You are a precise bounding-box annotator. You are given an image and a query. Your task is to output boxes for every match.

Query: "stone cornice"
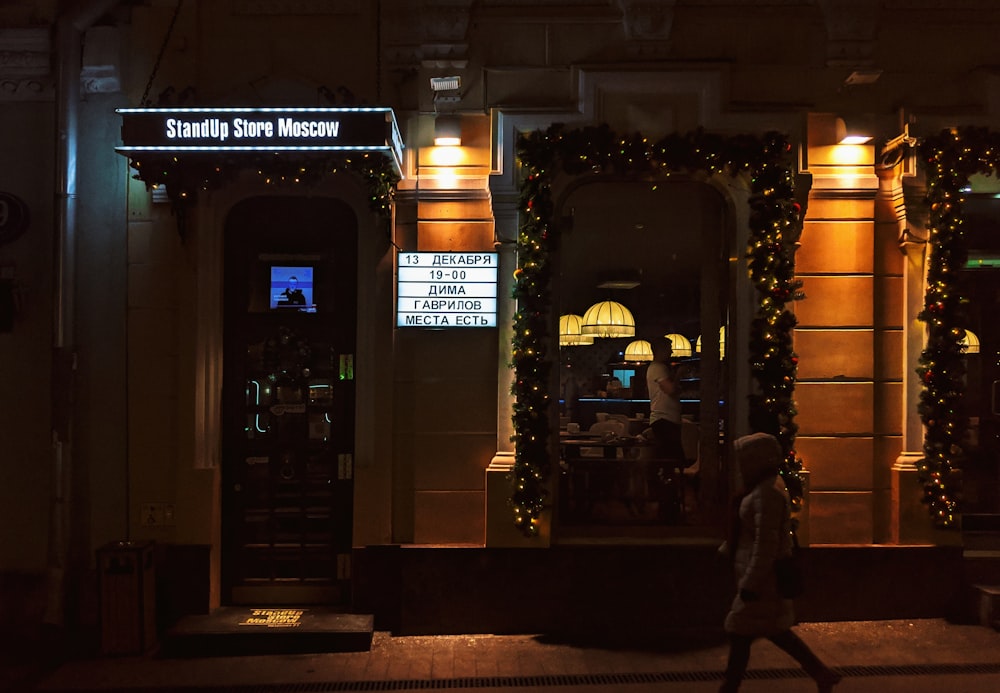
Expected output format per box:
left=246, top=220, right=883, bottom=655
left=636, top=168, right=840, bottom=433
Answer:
left=0, top=28, right=50, bottom=79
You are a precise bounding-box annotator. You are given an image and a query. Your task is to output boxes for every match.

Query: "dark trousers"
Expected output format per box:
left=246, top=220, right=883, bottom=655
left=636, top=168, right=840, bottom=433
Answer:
left=648, top=418, right=685, bottom=522
left=722, top=629, right=837, bottom=691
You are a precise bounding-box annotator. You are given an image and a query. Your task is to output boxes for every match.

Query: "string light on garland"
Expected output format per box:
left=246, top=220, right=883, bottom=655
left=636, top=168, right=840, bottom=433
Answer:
left=745, top=133, right=806, bottom=506
left=915, top=126, right=1000, bottom=528
left=513, top=125, right=806, bottom=536
left=125, top=151, right=398, bottom=239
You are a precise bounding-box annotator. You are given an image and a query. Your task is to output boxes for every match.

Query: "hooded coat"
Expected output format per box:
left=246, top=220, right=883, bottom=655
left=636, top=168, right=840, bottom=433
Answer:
left=723, top=432, right=796, bottom=636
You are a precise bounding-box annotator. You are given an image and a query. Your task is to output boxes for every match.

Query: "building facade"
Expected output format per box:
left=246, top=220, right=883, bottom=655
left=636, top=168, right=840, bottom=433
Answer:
left=3, top=0, right=1000, bottom=638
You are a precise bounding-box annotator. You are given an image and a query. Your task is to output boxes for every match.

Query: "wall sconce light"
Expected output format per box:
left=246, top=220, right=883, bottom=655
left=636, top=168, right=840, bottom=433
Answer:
left=581, top=300, right=635, bottom=338
left=840, top=134, right=872, bottom=145
left=434, top=114, right=462, bottom=146
left=559, top=314, right=594, bottom=346
left=663, top=333, right=693, bottom=357
left=835, top=116, right=872, bottom=144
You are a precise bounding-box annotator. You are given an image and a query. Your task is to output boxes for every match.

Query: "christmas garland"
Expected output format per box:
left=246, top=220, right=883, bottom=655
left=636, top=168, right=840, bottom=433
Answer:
left=125, top=151, right=398, bottom=237
left=916, top=127, right=1000, bottom=528
left=513, top=124, right=805, bottom=536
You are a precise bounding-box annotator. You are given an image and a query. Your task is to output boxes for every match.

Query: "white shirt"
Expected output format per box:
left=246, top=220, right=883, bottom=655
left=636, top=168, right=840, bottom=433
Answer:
left=646, top=360, right=681, bottom=424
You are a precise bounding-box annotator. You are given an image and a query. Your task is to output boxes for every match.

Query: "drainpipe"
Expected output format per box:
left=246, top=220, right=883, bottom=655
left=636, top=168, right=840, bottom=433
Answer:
left=45, top=0, right=121, bottom=631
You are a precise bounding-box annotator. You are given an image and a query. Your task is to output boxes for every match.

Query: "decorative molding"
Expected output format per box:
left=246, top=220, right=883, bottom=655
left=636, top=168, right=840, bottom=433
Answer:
left=0, top=28, right=50, bottom=79
left=816, top=0, right=880, bottom=66
left=232, top=0, right=361, bottom=14
left=417, top=2, right=472, bottom=67
left=617, top=0, right=676, bottom=42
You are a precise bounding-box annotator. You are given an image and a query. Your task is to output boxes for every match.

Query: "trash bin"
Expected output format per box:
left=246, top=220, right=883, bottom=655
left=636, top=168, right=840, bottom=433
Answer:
left=97, top=541, right=157, bottom=655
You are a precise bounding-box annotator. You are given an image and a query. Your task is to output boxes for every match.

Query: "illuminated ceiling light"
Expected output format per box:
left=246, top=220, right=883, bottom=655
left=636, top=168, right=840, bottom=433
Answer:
left=581, top=300, right=635, bottom=338
left=559, top=314, right=595, bottom=346
left=696, top=326, right=727, bottom=359
left=434, top=114, right=462, bottom=146
left=624, top=339, right=654, bottom=362
left=960, top=329, right=980, bottom=354
left=663, top=333, right=693, bottom=357
left=840, top=134, right=872, bottom=144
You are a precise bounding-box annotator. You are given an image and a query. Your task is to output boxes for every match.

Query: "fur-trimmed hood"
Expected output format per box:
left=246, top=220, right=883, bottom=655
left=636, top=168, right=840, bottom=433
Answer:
left=733, top=432, right=782, bottom=488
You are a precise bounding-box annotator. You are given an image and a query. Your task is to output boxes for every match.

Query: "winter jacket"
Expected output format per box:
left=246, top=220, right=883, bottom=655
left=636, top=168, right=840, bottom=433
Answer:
left=722, top=433, right=796, bottom=636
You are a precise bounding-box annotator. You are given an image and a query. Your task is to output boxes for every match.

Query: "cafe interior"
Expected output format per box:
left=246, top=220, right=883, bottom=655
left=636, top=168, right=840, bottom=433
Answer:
left=553, top=177, right=730, bottom=531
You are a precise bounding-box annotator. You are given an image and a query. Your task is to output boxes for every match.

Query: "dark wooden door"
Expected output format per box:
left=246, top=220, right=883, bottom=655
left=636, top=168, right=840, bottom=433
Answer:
left=222, top=196, right=357, bottom=605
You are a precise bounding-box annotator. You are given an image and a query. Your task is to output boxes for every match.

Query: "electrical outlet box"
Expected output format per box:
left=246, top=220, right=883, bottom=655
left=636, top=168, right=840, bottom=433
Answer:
left=141, top=502, right=176, bottom=527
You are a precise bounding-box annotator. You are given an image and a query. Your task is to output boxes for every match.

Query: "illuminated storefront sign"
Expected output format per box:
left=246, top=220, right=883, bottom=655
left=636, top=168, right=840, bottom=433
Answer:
left=115, top=106, right=403, bottom=175
left=397, top=252, right=498, bottom=327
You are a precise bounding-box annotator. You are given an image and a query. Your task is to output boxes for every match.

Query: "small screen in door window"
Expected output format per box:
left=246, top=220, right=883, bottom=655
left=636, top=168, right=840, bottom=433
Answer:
left=270, top=265, right=316, bottom=313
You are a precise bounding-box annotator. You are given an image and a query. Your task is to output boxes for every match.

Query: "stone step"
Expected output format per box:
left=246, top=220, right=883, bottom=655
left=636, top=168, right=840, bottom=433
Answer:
left=973, top=584, right=1000, bottom=629
left=161, top=606, right=373, bottom=657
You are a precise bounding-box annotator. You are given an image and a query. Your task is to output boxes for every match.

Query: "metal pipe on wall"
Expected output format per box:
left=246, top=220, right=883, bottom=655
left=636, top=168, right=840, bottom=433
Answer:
left=45, top=0, right=122, bottom=630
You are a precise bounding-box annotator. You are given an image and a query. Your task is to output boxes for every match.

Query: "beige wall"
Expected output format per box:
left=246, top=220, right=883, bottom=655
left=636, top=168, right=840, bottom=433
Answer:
left=395, top=124, right=498, bottom=544
left=794, top=114, right=910, bottom=544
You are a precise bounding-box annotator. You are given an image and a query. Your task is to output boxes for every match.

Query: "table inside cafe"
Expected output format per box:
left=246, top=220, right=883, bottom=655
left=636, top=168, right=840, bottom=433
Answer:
left=557, top=427, right=687, bottom=525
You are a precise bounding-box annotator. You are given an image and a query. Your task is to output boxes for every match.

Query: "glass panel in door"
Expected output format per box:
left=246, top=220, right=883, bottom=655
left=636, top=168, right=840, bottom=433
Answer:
left=222, top=196, right=357, bottom=604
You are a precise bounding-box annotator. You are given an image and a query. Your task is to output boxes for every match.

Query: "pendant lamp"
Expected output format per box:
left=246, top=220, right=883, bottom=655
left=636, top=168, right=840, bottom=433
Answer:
left=696, top=326, right=727, bottom=359
left=960, top=329, right=980, bottom=354
left=624, top=339, right=654, bottom=362
left=559, top=314, right=595, bottom=346
left=581, top=300, right=635, bottom=338
left=663, top=333, right=693, bottom=357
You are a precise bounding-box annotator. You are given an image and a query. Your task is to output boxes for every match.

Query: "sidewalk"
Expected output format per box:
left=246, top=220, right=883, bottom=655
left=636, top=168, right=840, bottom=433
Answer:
left=21, top=619, right=1000, bottom=692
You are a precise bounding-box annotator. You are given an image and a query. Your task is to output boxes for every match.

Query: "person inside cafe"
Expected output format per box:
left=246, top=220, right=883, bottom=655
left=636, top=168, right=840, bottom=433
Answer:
left=646, top=335, right=686, bottom=521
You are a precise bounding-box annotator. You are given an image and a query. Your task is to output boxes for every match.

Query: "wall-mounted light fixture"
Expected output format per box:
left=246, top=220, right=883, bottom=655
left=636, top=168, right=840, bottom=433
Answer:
left=835, top=116, right=873, bottom=144
left=430, top=75, right=462, bottom=107
left=434, top=114, right=462, bottom=146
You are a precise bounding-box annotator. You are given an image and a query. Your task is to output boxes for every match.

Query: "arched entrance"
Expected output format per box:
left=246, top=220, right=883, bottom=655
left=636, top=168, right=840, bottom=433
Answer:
left=551, top=177, right=734, bottom=536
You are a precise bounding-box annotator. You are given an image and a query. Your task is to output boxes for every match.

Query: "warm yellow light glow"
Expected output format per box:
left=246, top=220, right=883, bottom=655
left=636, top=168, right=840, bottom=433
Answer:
left=696, top=326, right=726, bottom=359
left=663, top=333, right=693, bottom=357
left=581, top=300, right=635, bottom=338
left=829, top=143, right=872, bottom=165
left=559, top=314, right=595, bottom=346
left=961, top=329, right=980, bottom=354
left=624, top=339, right=654, bottom=361
left=429, top=145, right=465, bottom=167
left=839, top=135, right=872, bottom=144
left=435, top=167, right=460, bottom=189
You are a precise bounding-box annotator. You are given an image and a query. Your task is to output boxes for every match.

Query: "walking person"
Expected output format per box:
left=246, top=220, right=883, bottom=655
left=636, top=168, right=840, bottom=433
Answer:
left=645, top=336, right=686, bottom=522
left=718, top=432, right=840, bottom=692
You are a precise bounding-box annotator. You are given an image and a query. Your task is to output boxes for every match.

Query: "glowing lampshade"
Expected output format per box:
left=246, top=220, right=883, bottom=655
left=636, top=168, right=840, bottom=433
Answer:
left=663, top=333, right=693, bottom=357
left=696, top=326, right=727, bottom=359
left=624, top=339, right=654, bottom=362
left=581, top=300, right=635, bottom=338
left=961, top=329, right=980, bottom=354
left=559, top=314, right=594, bottom=346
